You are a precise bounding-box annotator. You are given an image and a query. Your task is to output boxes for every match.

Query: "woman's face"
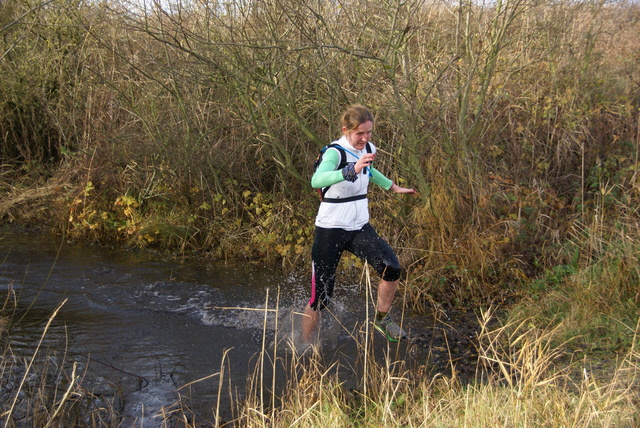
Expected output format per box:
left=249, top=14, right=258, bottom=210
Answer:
left=343, top=120, right=373, bottom=151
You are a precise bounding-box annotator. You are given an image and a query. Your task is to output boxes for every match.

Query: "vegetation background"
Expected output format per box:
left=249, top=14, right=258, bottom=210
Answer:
left=1, top=0, right=638, bottom=425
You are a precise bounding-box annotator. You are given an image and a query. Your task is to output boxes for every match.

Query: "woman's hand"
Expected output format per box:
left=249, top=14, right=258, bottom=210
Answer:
left=354, top=153, right=376, bottom=174
left=390, top=183, right=417, bottom=195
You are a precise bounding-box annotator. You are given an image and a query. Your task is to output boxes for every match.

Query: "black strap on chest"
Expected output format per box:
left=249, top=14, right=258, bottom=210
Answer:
left=321, top=194, right=368, bottom=203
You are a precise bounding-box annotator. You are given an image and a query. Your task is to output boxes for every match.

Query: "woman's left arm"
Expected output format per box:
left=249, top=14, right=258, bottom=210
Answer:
left=370, top=167, right=417, bottom=194
left=389, top=182, right=417, bottom=194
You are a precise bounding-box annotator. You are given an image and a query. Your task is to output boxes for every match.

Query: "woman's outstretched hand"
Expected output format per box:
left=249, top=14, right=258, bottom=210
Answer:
left=390, top=183, right=417, bottom=195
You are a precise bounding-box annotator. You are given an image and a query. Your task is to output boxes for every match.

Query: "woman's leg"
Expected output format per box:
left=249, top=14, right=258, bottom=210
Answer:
left=377, top=279, right=399, bottom=313
left=349, top=224, right=402, bottom=312
left=349, top=224, right=407, bottom=341
left=301, top=303, right=321, bottom=343
left=303, top=227, right=348, bottom=343
left=301, top=303, right=320, bottom=343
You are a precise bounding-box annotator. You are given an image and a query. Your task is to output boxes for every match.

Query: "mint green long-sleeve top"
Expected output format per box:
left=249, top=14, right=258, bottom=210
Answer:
left=311, top=147, right=393, bottom=190
left=311, top=137, right=393, bottom=230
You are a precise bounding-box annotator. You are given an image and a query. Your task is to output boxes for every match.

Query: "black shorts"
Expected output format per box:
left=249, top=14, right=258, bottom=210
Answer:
left=308, top=223, right=402, bottom=311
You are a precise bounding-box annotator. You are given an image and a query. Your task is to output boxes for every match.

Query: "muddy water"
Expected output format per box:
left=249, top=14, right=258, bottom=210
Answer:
left=0, top=226, right=481, bottom=426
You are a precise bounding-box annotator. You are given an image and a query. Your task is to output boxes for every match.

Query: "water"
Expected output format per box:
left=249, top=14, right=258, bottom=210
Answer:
left=2, top=226, right=439, bottom=426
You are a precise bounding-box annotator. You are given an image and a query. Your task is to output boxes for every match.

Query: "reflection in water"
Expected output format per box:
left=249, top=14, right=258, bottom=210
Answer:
left=2, top=226, right=421, bottom=425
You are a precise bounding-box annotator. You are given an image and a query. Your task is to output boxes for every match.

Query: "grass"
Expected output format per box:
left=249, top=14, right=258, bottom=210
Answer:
left=230, top=307, right=640, bottom=427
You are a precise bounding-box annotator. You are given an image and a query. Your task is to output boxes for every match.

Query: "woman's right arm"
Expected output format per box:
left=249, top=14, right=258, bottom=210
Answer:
left=311, top=149, right=345, bottom=189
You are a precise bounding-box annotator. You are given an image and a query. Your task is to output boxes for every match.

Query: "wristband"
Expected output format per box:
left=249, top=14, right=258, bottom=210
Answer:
left=342, top=163, right=358, bottom=182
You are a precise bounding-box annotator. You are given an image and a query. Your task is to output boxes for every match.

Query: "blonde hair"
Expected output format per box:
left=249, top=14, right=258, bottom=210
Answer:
left=341, top=104, right=374, bottom=132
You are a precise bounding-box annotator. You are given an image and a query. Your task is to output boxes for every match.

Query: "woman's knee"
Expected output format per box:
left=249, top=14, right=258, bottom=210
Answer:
left=380, top=260, right=402, bottom=282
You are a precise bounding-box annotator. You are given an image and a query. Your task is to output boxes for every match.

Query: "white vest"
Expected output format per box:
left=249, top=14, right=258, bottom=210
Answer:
left=315, top=136, right=376, bottom=231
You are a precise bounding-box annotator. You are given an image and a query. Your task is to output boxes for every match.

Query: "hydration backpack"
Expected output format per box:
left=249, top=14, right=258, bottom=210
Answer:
left=313, top=142, right=372, bottom=200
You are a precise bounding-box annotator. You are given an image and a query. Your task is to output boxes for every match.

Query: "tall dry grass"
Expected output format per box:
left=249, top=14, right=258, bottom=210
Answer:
left=231, top=306, right=640, bottom=427
left=228, top=267, right=639, bottom=426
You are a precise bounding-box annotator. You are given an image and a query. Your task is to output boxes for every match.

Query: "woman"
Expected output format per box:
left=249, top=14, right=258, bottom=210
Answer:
left=302, top=104, right=416, bottom=343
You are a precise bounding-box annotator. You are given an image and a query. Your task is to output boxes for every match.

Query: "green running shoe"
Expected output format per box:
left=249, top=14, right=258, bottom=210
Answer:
left=374, top=314, right=407, bottom=342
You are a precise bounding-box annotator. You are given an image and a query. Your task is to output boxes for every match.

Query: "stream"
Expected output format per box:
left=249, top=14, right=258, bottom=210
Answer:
left=0, top=226, right=481, bottom=426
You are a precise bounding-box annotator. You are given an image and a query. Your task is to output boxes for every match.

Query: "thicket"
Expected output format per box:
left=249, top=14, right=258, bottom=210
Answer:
left=1, top=0, right=639, bottom=425
left=1, top=0, right=638, bottom=313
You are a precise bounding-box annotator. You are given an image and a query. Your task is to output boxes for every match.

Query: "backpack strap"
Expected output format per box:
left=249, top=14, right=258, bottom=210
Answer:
left=326, top=143, right=348, bottom=170
left=363, top=142, right=372, bottom=175
left=322, top=194, right=368, bottom=203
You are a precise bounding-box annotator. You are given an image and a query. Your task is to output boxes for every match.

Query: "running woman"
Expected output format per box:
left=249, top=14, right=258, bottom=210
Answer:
left=302, top=104, right=417, bottom=343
